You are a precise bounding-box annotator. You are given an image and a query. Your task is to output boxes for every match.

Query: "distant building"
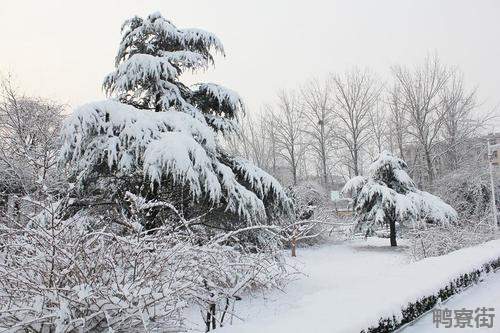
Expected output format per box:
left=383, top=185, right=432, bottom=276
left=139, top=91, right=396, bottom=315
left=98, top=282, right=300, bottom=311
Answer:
left=487, top=133, right=500, bottom=167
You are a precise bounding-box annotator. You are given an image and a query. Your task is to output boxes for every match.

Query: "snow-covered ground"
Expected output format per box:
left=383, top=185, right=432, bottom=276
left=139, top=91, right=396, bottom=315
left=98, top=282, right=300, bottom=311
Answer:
left=403, top=271, right=500, bottom=332
left=201, top=238, right=500, bottom=333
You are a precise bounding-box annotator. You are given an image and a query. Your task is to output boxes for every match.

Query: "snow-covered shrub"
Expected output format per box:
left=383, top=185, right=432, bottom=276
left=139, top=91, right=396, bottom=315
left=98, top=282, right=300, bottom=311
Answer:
left=275, top=182, right=353, bottom=256
left=288, top=182, right=327, bottom=220
left=408, top=219, right=497, bottom=260
left=0, top=197, right=288, bottom=332
left=0, top=78, right=66, bottom=211
left=60, top=12, right=291, bottom=233
left=342, top=151, right=457, bottom=246
left=0, top=203, right=187, bottom=332
left=433, top=162, right=492, bottom=220
left=407, top=160, right=499, bottom=259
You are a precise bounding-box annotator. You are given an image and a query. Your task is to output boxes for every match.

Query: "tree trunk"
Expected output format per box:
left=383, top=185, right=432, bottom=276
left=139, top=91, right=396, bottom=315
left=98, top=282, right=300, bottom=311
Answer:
left=292, top=164, right=297, bottom=185
left=211, top=303, right=216, bottom=330
left=398, top=137, right=405, bottom=161
left=322, top=152, right=328, bottom=187
left=205, top=307, right=211, bottom=332
left=205, top=303, right=216, bottom=332
left=353, top=146, right=359, bottom=176
left=389, top=218, right=397, bottom=247
left=155, top=93, right=162, bottom=112
left=424, top=148, right=434, bottom=184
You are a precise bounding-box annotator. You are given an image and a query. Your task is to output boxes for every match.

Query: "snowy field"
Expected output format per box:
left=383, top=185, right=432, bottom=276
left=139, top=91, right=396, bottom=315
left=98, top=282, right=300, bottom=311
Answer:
left=186, top=238, right=500, bottom=333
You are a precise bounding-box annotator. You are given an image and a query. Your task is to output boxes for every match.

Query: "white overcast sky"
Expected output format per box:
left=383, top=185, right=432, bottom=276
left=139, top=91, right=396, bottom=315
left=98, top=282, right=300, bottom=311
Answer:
left=1, top=0, right=499, bottom=114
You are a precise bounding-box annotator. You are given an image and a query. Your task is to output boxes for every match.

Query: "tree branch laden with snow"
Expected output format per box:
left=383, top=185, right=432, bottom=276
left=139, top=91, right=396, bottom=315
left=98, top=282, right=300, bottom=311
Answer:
left=61, top=12, right=291, bottom=229
left=342, top=151, right=457, bottom=246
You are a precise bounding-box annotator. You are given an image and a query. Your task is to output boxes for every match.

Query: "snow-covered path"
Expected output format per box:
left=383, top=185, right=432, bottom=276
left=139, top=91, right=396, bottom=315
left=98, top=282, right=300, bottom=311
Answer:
left=210, top=238, right=500, bottom=333
left=213, top=238, right=411, bottom=333
left=402, top=272, right=500, bottom=332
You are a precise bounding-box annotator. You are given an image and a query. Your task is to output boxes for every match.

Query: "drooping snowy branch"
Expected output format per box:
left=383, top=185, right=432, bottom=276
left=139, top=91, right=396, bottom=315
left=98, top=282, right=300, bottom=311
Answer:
left=341, top=175, right=367, bottom=199
left=103, top=12, right=243, bottom=136
left=60, top=100, right=215, bottom=176
left=116, top=12, right=224, bottom=66
left=342, top=151, right=457, bottom=244
left=230, top=157, right=292, bottom=213
left=61, top=100, right=291, bottom=223
left=191, top=83, right=245, bottom=134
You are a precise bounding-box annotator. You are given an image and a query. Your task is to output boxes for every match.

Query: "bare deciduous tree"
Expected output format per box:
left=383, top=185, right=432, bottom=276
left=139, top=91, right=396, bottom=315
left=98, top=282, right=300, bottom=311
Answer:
left=224, top=106, right=283, bottom=180
left=387, top=84, right=408, bottom=160
left=262, top=105, right=281, bottom=177
left=301, top=78, right=335, bottom=186
left=273, top=90, right=308, bottom=185
left=0, top=76, right=64, bottom=203
left=368, top=101, right=387, bottom=156
left=439, top=71, right=482, bottom=170
left=331, top=69, right=380, bottom=176
left=391, top=55, right=451, bottom=184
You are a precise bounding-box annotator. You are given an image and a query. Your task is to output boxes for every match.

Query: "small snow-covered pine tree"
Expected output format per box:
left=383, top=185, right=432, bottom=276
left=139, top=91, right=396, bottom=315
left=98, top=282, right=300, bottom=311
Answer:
left=61, top=12, right=291, bottom=232
left=342, top=151, right=457, bottom=246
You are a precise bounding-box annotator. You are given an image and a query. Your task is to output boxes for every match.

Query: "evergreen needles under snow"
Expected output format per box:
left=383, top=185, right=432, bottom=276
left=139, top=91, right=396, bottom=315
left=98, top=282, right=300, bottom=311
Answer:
left=342, top=151, right=457, bottom=245
left=102, top=11, right=243, bottom=133
left=61, top=12, right=291, bottom=226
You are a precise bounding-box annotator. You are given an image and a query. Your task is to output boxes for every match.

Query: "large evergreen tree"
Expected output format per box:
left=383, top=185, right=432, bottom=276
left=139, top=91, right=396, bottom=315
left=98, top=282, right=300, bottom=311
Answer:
left=342, top=151, right=457, bottom=246
left=61, top=12, right=291, bottom=232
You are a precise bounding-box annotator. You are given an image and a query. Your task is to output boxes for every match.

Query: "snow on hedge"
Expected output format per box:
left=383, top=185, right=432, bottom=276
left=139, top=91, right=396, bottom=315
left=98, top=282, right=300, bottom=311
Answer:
left=365, top=239, right=500, bottom=327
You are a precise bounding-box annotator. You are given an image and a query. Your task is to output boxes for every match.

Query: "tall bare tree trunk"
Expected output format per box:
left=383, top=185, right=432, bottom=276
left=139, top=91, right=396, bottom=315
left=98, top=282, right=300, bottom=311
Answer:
left=424, top=148, right=434, bottom=184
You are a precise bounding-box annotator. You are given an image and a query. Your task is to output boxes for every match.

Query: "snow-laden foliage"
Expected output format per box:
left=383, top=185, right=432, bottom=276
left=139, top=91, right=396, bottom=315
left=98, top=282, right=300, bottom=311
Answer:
left=342, top=151, right=457, bottom=243
left=0, top=197, right=288, bottom=332
left=61, top=100, right=290, bottom=223
left=409, top=220, right=497, bottom=260
left=0, top=79, right=65, bottom=197
left=433, top=161, right=493, bottom=220
left=341, top=175, right=367, bottom=197
left=273, top=182, right=354, bottom=256
left=103, top=11, right=243, bottom=133
left=61, top=13, right=291, bottom=227
left=231, top=157, right=291, bottom=213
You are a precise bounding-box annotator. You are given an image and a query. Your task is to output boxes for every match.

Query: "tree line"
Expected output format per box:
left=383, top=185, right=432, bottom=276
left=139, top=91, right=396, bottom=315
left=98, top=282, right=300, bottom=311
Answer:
left=228, top=55, right=492, bottom=191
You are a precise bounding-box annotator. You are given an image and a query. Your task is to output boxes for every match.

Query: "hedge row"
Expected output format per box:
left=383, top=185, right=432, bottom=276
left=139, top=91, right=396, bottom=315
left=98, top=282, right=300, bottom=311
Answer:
left=360, top=257, right=500, bottom=333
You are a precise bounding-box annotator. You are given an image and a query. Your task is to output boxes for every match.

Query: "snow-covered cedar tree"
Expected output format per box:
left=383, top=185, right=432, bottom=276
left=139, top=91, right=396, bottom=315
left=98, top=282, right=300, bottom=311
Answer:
left=342, top=151, right=457, bottom=246
left=60, top=12, right=291, bottom=234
